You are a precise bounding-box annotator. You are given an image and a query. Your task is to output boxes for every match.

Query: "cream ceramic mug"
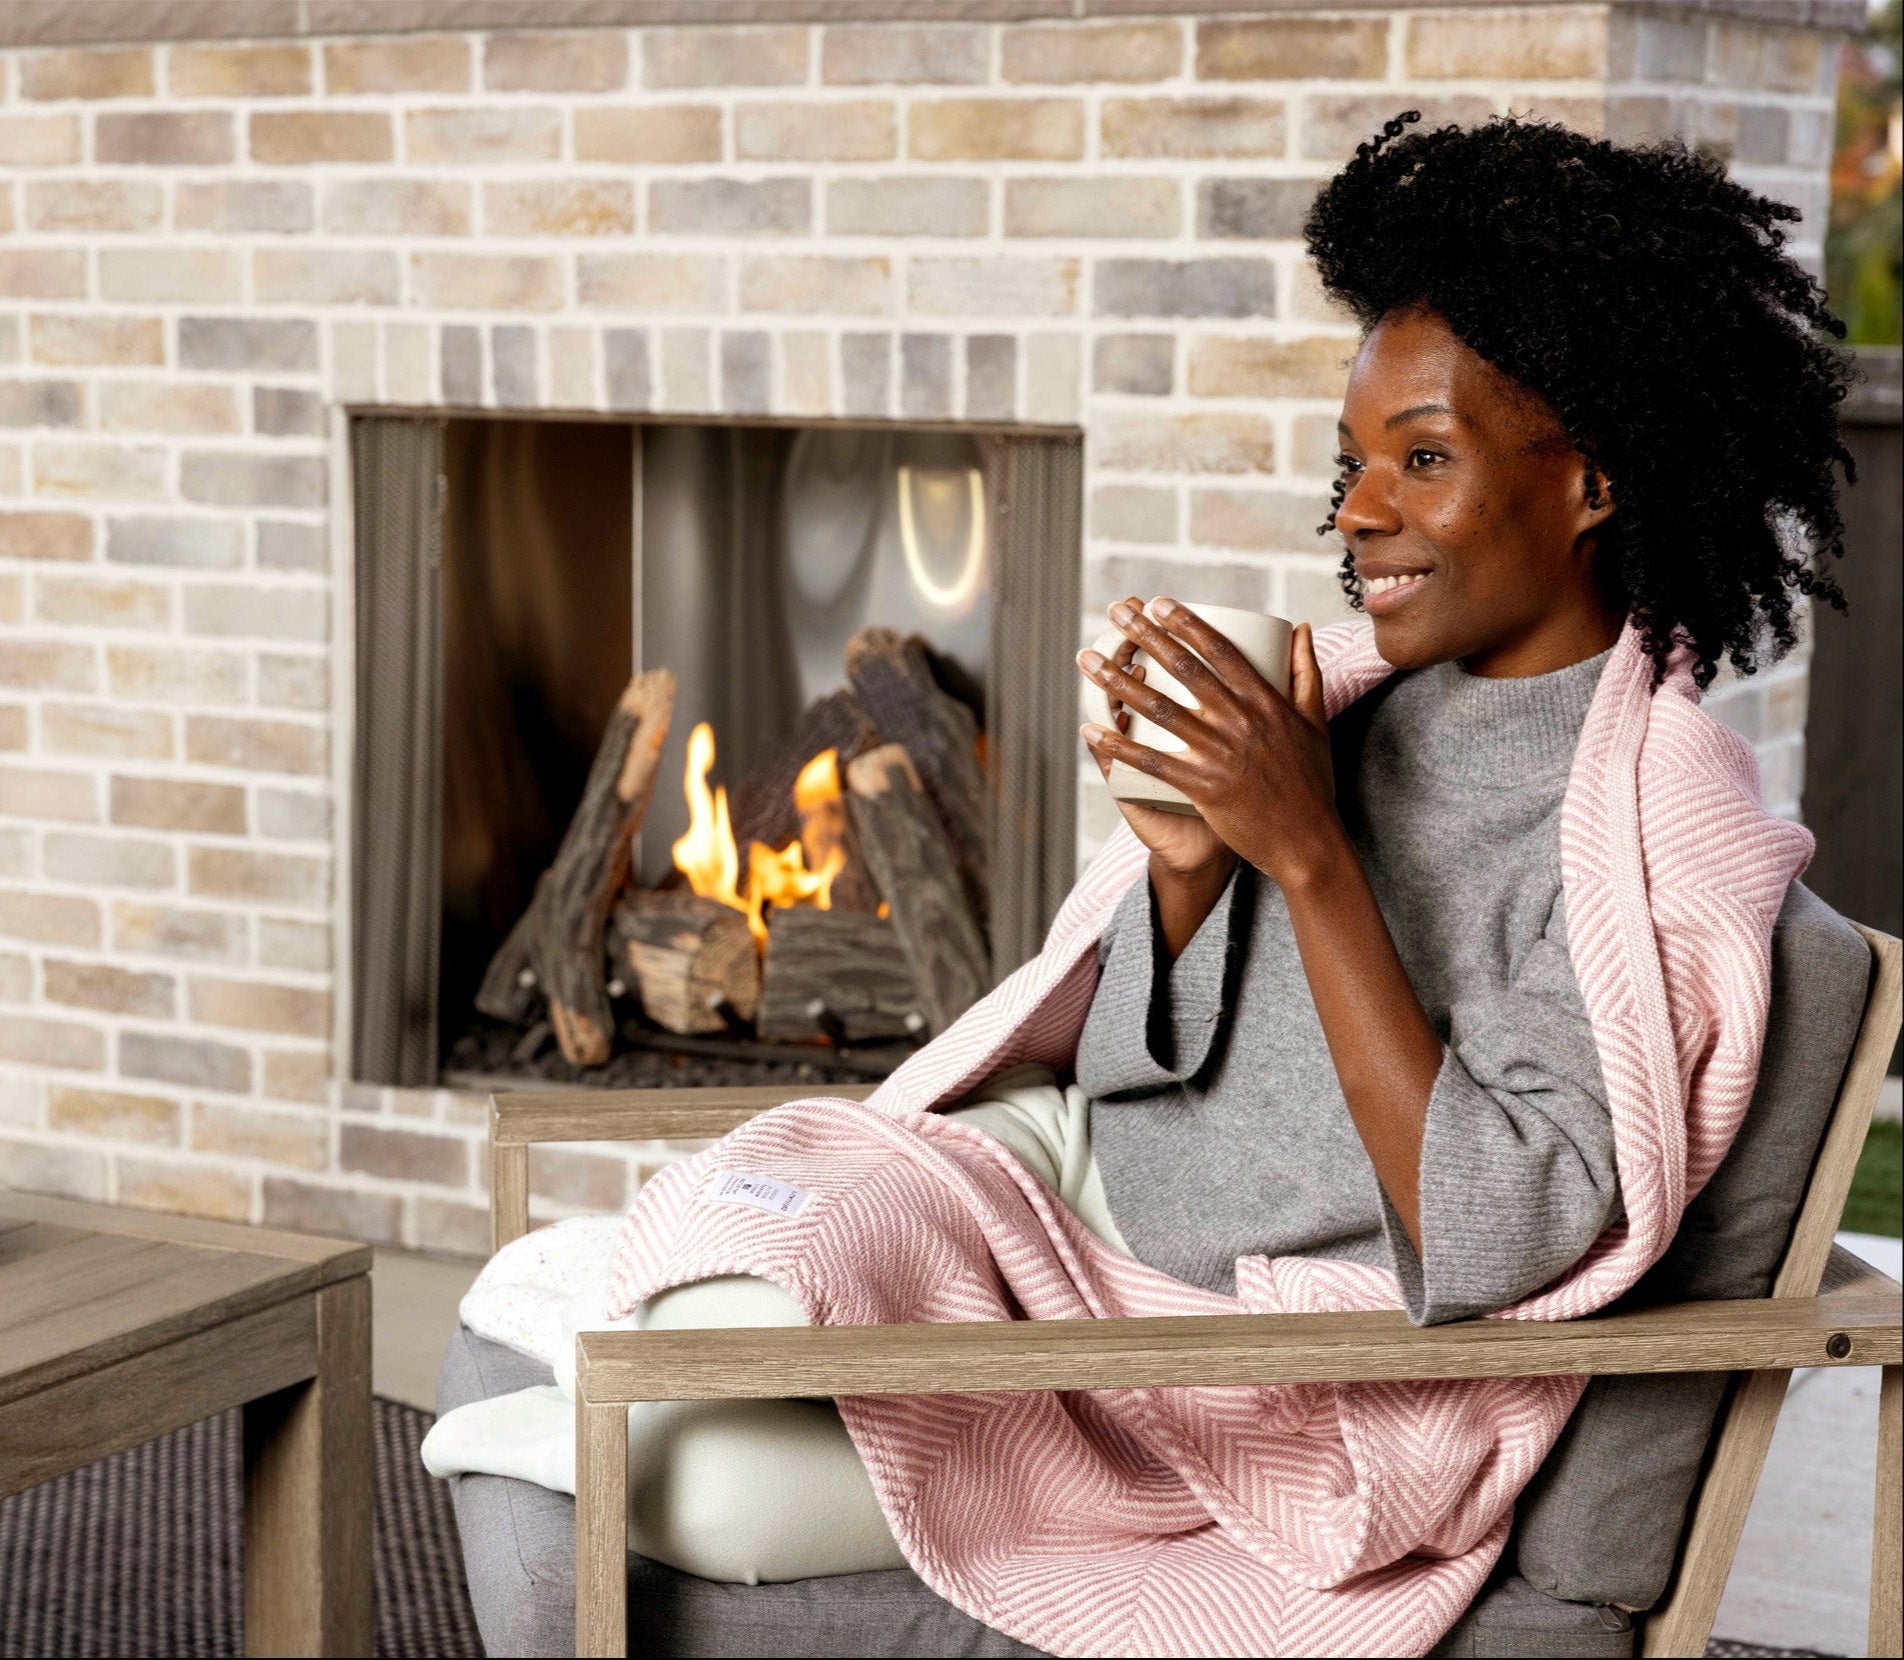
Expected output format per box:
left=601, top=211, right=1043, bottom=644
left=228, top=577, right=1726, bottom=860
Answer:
left=1084, top=602, right=1294, bottom=816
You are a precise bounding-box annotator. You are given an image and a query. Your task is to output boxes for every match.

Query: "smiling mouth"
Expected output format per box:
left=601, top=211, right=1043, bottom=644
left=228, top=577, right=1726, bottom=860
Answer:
left=1361, top=571, right=1432, bottom=614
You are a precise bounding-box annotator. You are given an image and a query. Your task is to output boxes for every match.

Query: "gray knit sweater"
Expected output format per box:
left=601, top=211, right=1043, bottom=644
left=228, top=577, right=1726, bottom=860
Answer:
left=1074, top=647, right=1620, bottom=1323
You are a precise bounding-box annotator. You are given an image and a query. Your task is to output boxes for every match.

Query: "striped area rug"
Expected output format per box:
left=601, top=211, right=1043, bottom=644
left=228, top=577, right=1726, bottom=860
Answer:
left=0, top=1397, right=481, bottom=1659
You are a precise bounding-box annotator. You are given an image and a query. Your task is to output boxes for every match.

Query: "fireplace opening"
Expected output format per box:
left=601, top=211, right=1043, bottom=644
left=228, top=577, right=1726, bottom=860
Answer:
left=349, top=414, right=1083, bottom=1094
left=438, top=419, right=634, bottom=1075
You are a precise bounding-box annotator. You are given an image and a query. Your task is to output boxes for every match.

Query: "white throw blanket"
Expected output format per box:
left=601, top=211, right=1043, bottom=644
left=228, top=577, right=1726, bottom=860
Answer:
left=422, top=1212, right=626, bottom=1495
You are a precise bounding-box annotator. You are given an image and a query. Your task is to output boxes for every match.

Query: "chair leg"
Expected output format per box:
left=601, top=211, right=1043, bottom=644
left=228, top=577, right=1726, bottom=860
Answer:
left=492, top=1140, right=530, bottom=1253
left=576, top=1392, right=629, bottom=1659
left=1874, top=1365, right=1900, bottom=1660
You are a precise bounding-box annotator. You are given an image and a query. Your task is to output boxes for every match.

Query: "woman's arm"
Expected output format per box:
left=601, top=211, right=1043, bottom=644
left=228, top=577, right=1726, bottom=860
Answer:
left=1387, top=892, right=1619, bottom=1322
left=1075, top=606, right=1241, bottom=963
left=1075, top=858, right=1248, bottom=1101
left=1152, top=853, right=1236, bottom=961
left=1277, top=829, right=1445, bottom=1249
left=1080, top=598, right=1445, bottom=1250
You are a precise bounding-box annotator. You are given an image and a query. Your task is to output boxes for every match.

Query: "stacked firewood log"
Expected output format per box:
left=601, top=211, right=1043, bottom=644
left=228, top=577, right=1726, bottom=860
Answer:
left=476, top=628, right=991, bottom=1066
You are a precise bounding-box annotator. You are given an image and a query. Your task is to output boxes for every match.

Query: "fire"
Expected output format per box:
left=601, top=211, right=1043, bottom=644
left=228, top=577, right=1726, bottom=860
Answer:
left=670, top=723, right=741, bottom=913
left=793, top=747, right=841, bottom=817
left=671, top=723, right=846, bottom=950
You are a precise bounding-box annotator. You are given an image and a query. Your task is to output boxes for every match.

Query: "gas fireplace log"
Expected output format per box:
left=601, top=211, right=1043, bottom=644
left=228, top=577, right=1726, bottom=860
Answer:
left=613, top=889, right=760, bottom=1036
left=795, top=759, right=883, bottom=917
left=845, top=628, right=989, bottom=930
left=756, top=907, right=923, bottom=1045
left=474, top=668, right=677, bottom=1065
left=475, top=873, right=544, bottom=1024
left=844, top=743, right=989, bottom=1038
left=730, top=689, right=880, bottom=859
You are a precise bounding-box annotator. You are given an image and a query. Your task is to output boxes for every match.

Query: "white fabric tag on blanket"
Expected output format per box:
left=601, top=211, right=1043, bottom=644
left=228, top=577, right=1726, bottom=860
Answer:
left=706, top=1171, right=810, bottom=1218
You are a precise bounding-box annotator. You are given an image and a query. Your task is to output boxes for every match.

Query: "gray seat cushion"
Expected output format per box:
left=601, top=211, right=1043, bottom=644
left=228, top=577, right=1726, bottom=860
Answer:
left=438, top=1323, right=1040, bottom=1659
left=438, top=881, right=1871, bottom=1658
left=439, top=1327, right=577, bottom=1659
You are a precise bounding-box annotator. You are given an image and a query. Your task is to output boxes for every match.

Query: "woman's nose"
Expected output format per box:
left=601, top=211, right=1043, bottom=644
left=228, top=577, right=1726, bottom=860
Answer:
left=1332, top=470, right=1401, bottom=540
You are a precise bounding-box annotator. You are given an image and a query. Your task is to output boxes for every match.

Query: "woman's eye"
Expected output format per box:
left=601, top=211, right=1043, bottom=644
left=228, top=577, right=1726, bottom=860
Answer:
left=1333, top=454, right=1363, bottom=474
left=1407, top=448, right=1446, bottom=469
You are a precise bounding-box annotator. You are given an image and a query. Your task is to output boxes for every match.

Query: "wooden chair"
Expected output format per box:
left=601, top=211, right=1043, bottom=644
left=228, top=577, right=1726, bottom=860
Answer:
left=487, top=925, right=1903, bottom=1660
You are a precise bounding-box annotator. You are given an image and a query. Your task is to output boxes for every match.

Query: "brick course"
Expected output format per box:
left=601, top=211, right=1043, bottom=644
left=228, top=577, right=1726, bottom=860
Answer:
left=168, top=43, right=312, bottom=99
left=0, top=9, right=1840, bottom=1248
left=485, top=31, right=629, bottom=93
left=22, top=47, right=156, bottom=102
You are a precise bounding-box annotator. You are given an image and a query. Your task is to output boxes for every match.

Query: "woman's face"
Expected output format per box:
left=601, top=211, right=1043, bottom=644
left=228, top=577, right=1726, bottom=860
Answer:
left=1334, top=306, right=1623, bottom=678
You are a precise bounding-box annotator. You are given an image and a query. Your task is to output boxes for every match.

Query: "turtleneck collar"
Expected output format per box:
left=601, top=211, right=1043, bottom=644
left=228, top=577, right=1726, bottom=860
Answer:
left=1379, top=644, right=1614, bottom=788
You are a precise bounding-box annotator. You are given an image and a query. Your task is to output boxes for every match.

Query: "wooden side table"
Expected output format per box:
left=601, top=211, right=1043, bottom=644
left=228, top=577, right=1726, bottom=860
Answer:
left=0, top=1191, right=374, bottom=1657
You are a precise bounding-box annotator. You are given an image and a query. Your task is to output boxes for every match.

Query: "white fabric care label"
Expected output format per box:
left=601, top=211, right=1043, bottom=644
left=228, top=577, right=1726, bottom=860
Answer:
left=706, top=1171, right=810, bottom=1218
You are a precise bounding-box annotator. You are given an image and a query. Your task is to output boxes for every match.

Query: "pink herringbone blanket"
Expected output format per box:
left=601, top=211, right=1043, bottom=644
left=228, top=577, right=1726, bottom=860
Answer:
left=606, top=615, right=1813, bottom=1658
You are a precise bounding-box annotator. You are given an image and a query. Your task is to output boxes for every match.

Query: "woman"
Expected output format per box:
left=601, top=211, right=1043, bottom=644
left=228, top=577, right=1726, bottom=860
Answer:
left=1067, top=110, right=1848, bottom=1321
left=440, top=113, right=1851, bottom=1650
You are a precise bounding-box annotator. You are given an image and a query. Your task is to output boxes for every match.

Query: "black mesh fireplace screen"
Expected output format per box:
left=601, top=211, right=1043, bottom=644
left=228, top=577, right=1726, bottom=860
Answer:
left=349, top=415, right=446, bottom=1089
left=985, top=435, right=1082, bottom=979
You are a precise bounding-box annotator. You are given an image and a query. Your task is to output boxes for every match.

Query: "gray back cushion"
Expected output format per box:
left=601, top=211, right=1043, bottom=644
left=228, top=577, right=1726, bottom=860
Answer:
left=1510, top=879, right=1871, bottom=1609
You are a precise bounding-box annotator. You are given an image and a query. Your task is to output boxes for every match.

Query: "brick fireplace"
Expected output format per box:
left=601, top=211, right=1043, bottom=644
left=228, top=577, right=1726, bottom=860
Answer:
left=0, top=2, right=1852, bottom=1255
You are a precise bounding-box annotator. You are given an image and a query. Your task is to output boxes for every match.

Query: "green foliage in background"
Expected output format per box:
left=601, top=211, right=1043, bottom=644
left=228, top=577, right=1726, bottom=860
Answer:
left=1827, top=0, right=1903, bottom=344
left=1843, top=1117, right=1902, bottom=1236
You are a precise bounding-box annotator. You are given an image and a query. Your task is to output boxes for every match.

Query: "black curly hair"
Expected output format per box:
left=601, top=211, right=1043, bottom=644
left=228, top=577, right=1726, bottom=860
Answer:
left=1303, top=111, right=1855, bottom=689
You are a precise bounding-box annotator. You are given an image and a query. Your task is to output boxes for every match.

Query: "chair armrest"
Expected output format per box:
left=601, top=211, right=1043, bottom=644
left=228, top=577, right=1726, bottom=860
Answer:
left=490, top=1083, right=879, bottom=1147
left=486, top=1084, right=879, bottom=1252
left=575, top=1287, right=1903, bottom=1405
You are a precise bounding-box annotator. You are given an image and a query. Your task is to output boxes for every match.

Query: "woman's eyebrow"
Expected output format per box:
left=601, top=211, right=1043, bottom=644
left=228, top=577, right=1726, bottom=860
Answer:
left=1384, top=402, right=1466, bottom=429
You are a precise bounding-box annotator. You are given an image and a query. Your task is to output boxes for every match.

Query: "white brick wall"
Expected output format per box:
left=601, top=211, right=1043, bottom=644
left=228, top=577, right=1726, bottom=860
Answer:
left=0, top=9, right=1841, bottom=1252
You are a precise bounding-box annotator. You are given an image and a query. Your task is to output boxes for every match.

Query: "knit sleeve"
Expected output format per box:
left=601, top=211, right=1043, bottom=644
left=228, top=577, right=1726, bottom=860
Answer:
left=1073, top=862, right=1243, bottom=1099
left=1382, top=889, right=1621, bottom=1325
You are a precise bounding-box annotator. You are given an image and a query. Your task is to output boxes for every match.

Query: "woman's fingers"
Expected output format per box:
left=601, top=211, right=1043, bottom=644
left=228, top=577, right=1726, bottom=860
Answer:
left=1143, top=598, right=1265, bottom=708
left=1074, top=630, right=1145, bottom=733
left=1290, top=622, right=1326, bottom=731
left=1078, top=647, right=1203, bottom=738
left=1104, top=597, right=1240, bottom=717
left=1116, top=664, right=1144, bottom=731
left=1080, top=721, right=1200, bottom=794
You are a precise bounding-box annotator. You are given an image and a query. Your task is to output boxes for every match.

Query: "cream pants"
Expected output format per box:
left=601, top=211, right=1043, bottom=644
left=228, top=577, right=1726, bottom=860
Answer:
left=621, top=1064, right=1128, bottom=1584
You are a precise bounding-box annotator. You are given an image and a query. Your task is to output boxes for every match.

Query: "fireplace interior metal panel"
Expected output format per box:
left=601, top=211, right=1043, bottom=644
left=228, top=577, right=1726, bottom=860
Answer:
left=985, top=433, right=1083, bottom=979
left=436, top=420, right=635, bottom=1060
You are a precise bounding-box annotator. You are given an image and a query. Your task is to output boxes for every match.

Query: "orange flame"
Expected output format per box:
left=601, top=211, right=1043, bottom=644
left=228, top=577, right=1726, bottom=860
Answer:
left=745, top=839, right=843, bottom=946
left=671, top=726, right=846, bottom=950
left=794, top=748, right=841, bottom=816
left=671, top=722, right=741, bottom=914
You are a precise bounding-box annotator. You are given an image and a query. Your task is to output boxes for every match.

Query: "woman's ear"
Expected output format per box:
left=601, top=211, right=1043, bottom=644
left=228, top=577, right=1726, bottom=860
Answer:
left=1578, top=462, right=1616, bottom=535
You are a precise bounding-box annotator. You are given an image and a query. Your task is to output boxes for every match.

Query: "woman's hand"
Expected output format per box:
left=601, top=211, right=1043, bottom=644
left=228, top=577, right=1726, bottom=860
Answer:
left=1079, top=596, right=1343, bottom=891
left=1078, top=617, right=1233, bottom=880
